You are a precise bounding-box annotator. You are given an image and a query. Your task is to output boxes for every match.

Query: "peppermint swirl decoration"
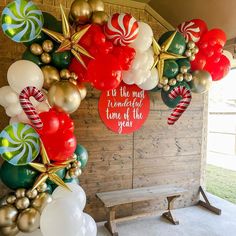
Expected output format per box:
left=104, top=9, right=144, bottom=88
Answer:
left=1, top=0, right=44, bottom=42
left=104, top=13, right=139, bottom=46
left=178, top=21, right=201, bottom=43
left=0, top=123, right=40, bottom=166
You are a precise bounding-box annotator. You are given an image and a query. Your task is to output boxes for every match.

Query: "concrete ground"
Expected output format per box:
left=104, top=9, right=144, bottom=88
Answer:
left=207, top=151, right=236, bottom=171
left=97, top=194, right=236, bottom=236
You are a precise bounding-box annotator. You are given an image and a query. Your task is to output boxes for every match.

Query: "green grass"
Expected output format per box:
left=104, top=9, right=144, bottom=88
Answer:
left=206, top=164, right=236, bottom=204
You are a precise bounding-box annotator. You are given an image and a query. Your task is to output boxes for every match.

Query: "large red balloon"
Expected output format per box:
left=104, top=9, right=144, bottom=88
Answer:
left=190, top=51, right=207, bottom=70
left=200, top=29, right=227, bottom=47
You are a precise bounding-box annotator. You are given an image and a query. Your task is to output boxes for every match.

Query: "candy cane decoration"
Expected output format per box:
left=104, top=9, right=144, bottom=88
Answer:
left=167, top=86, right=192, bottom=125
left=19, top=86, right=45, bottom=129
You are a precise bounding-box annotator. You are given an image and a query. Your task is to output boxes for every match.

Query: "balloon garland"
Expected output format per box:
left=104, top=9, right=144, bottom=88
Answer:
left=0, top=0, right=231, bottom=235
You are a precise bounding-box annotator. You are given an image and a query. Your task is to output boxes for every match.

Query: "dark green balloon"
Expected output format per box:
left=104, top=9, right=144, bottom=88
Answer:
left=23, top=31, right=48, bottom=47
left=158, top=31, right=186, bottom=55
left=22, top=49, right=44, bottom=67
left=64, top=178, right=80, bottom=184
left=51, top=51, right=72, bottom=69
left=177, top=59, right=191, bottom=72
left=163, top=60, right=179, bottom=78
left=161, top=81, right=190, bottom=108
left=75, top=144, right=88, bottom=169
left=0, top=162, right=39, bottom=190
left=46, top=168, right=66, bottom=186
left=43, top=12, right=62, bottom=33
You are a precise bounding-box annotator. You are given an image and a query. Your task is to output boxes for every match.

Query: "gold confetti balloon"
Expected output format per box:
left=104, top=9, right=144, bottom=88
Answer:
left=30, top=43, right=43, bottom=56
left=48, top=80, right=82, bottom=114
left=42, top=40, right=54, bottom=53
left=88, top=0, right=105, bottom=11
left=70, top=0, right=92, bottom=24
left=41, top=52, right=51, bottom=64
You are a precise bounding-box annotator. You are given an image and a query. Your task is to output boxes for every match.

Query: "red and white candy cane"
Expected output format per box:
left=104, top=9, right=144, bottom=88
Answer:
left=167, top=86, right=192, bottom=125
left=19, top=86, right=45, bottom=129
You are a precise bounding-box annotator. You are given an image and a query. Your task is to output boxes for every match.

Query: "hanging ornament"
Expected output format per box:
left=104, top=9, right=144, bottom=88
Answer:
left=42, top=5, right=93, bottom=68
left=104, top=13, right=139, bottom=46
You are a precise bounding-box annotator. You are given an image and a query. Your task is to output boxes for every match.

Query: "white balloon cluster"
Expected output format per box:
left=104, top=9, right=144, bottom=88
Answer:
left=0, top=60, right=49, bottom=124
left=123, top=22, right=159, bottom=90
left=40, top=183, right=97, bottom=236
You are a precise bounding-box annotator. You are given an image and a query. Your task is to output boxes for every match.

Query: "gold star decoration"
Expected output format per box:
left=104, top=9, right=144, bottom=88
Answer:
left=152, top=31, right=186, bottom=80
left=42, top=4, right=93, bottom=68
left=29, top=141, right=75, bottom=192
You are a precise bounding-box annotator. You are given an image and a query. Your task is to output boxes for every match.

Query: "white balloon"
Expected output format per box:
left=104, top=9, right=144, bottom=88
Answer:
left=0, top=86, right=18, bottom=107
left=133, top=69, right=150, bottom=85
left=123, top=71, right=135, bottom=85
left=40, top=198, right=84, bottom=236
left=7, top=60, right=44, bottom=93
left=17, top=111, right=30, bottom=124
left=52, top=183, right=86, bottom=211
left=5, top=103, right=22, bottom=117
left=82, top=213, right=97, bottom=236
left=9, top=116, right=20, bottom=124
left=130, top=22, right=153, bottom=52
left=18, top=229, right=43, bottom=236
left=36, top=101, right=50, bottom=113
left=138, top=68, right=159, bottom=90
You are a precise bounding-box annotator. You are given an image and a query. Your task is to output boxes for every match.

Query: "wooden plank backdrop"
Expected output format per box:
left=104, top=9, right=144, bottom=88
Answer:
left=0, top=0, right=208, bottom=222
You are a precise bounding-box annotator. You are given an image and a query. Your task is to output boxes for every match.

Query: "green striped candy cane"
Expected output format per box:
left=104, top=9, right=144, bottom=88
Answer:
left=0, top=123, right=40, bottom=166
left=1, top=0, right=44, bottom=42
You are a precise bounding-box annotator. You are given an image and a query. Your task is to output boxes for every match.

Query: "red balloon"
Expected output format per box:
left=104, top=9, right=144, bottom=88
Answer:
left=204, top=55, right=230, bottom=81
left=190, top=51, right=206, bottom=70
left=87, top=53, right=123, bottom=90
left=57, top=111, right=74, bottom=133
left=38, top=109, right=59, bottom=135
left=200, top=29, right=227, bottom=47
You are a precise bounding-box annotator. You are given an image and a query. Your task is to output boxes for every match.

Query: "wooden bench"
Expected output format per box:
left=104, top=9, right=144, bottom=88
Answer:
left=96, top=185, right=187, bottom=236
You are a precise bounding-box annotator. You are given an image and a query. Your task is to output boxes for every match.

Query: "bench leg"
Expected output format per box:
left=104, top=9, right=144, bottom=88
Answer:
left=162, top=195, right=180, bottom=225
left=104, top=207, right=118, bottom=236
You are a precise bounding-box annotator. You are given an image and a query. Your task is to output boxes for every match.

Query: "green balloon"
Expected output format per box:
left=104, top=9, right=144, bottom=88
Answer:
left=0, top=162, right=39, bottom=190
left=150, top=86, right=161, bottom=92
left=161, top=81, right=190, bottom=108
left=43, top=12, right=62, bottom=33
left=23, top=31, right=48, bottom=47
left=158, top=31, right=186, bottom=55
left=64, top=178, right=80, bottom=184
left=163, top=60, right=179, bottom=78
left=22, top=49, right=43, bottom=67
left=177, top=59, right=191, bottom=72
left=51, top=51, right=72, bottom=69
left=75, top=144, right=88, bottom=169
left=46, top=168, right=66, bottom=186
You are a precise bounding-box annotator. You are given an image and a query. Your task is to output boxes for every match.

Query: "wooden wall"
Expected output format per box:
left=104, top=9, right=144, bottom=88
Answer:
left=0, top=0, right=208, bottom=221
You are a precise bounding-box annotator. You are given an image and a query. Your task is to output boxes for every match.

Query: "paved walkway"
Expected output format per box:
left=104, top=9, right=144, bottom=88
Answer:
left=97, top=194, right=236, bottom=236
left=207, top=151, right=236, bottom=171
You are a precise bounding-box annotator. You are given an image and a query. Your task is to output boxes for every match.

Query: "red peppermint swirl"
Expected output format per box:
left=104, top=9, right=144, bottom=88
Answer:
left=178, top=21, right=201, bottom=43
left=104, top=13, right=139, bottom=46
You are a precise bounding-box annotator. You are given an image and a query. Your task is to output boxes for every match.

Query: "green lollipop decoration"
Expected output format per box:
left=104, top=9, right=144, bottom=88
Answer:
left=0, top=123, right=40, bottom=166
left=1, top=0, right=44, bottom=42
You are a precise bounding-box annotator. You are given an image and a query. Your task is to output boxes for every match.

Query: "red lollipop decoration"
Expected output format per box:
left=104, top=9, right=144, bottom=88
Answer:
left=104, top=13, right=139, bottom=46
left=178, top=19, right=208, bottom=42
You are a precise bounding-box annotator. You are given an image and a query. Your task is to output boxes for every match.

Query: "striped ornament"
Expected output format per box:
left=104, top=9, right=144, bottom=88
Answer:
left=104, top=13, right=139, bottom=46
left=1, top=0, right=44, bottom=42
left=167, top=86, right=192, bottom=125
left=178, top=21, right=201, bottom=43
left=0, top=123, right=40, bottom=165
left=19, top=86, right=45, bottom=129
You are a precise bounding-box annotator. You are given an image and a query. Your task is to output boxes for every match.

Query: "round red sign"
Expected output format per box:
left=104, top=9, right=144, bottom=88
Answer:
left=98, top=82, right=150, bottom=134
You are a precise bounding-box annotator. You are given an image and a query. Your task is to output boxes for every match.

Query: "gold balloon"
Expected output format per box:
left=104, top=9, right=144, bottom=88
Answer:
left=77, top=83, right=87, bottom=100
left=31, top=193, right=53, bottom=213
left=0, top=225, right=19, bottom=236
left=60, top=69, right=71, bottom=79
left=48, top=80, right=82, bottom=114
left=88, top=0, right=105, bottom=11
left=41, top=52, right=51, bottom=64
left=36, top=183, right=48, bottom=193
left=190, top=70, right=212, bottom=94
left=0, top=205, right=18, bottom=227
left=70, top=0, right=92, bottom=24
left=41, top=65, right=60, bottom=90
left=42, top=40, right=54, bottom=53
left=6, top=196, right=16, bottom=205
left=16, top=208, right=40, bottom=233
left=91, top=11, right=108, bottom=25
left=15, top=197, right=30, bottom=210
left=15, top=189, right=26, bottom=198
left=30, top=43, right=43, bottom=56
left=26, top=190, right=38, bottom=200
left=0, top=196, right=8, bottom=206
